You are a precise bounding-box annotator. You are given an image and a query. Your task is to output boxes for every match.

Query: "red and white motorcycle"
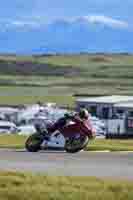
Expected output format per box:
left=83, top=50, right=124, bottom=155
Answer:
left=25, top=120, right=90, bottom=153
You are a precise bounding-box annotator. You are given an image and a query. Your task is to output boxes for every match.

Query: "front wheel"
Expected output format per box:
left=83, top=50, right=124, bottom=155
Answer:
left=25, top=133, right=44, bottom=152
left=65, top=135, right=89, bottom=153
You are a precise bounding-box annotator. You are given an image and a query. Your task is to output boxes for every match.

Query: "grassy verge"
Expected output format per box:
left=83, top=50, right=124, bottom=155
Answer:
left=1, top=135, right=133, bottom=151
left=0, top=171, right=133, bottom=200
left=86, top=139, right=133, bottom=151
left=0, top=135, right=25, bottom=149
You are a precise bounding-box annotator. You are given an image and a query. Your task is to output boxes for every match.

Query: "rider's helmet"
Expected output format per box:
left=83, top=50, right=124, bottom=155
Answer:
left=78, top=108, right=89, bottom=120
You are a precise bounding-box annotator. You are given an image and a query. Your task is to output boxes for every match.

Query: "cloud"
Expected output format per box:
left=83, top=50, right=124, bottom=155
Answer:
left=0, top=18, right=44, bottom=31
left=0, top=14, right=129, bottom=31
left=10, top=20, right=39, bottom=27
left=50, top=15, right=129, bottom=30
left=82, top=15, right=129, bottom=29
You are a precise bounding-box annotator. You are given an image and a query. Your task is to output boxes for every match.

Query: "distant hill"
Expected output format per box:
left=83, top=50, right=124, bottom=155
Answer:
left=0, top=54, right=133, bottom=100
left=0, top=54, right=132, bottom=78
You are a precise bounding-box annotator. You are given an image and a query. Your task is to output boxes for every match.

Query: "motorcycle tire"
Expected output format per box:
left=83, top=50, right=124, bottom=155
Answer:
left=25, top=133, right=43, bottom=152
left=65, top=135, right=89, bottom=153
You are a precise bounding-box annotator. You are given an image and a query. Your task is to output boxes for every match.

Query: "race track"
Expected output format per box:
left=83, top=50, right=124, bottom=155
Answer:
left=0, top=149, right=133, bottom=179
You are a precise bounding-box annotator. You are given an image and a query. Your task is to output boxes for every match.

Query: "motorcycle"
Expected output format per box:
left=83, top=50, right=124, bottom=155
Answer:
left=25, top=121, right=90, bottom=153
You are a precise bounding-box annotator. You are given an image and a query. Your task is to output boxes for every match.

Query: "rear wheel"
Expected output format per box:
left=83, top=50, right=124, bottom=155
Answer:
left=65, top=135, right=89, bottom=153
left=25, top=133, right=43, bottom=152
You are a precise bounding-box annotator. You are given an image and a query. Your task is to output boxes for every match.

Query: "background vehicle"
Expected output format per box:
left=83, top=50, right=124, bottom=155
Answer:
left=17, top=124, right=36, bottom=136
left=0, top=121, right=18, bottom=134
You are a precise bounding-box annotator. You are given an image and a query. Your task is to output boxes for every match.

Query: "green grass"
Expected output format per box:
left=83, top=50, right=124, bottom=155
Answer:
left=0, top=86, right=75, bottom=106
left=0, top=76, right=133, bottom=106
left=0, top=135, right=25, bottom=149
left=1, top=135, right=133, bottom=151
left=0, top=171, right=133, bottom=200
left=86, top=139, right=133, bottom=151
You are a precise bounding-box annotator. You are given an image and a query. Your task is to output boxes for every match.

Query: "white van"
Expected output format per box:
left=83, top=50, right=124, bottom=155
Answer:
left=17, top=124, right=36, bottom=136
left=0, top=121, right=18, bottom=134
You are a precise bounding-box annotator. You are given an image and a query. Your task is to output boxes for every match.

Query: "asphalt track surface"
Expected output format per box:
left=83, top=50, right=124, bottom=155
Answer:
left=0, top=149, right=133, bottom=179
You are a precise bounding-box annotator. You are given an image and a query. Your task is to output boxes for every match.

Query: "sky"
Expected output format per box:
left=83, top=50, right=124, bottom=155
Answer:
left=0, top=0, right=132, bottom=24
left=0, top=0, right=132, bottom=53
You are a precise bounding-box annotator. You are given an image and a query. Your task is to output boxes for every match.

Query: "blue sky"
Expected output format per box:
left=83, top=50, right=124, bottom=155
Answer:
left=0, top=0, right=132, bottom=23
left=0, top=0, right=132, bottom=53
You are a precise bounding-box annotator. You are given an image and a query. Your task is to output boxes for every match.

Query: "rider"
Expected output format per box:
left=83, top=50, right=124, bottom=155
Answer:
left=47, top=108, right=96, bottom=139
left=74, top=108, right=96, bottom=138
